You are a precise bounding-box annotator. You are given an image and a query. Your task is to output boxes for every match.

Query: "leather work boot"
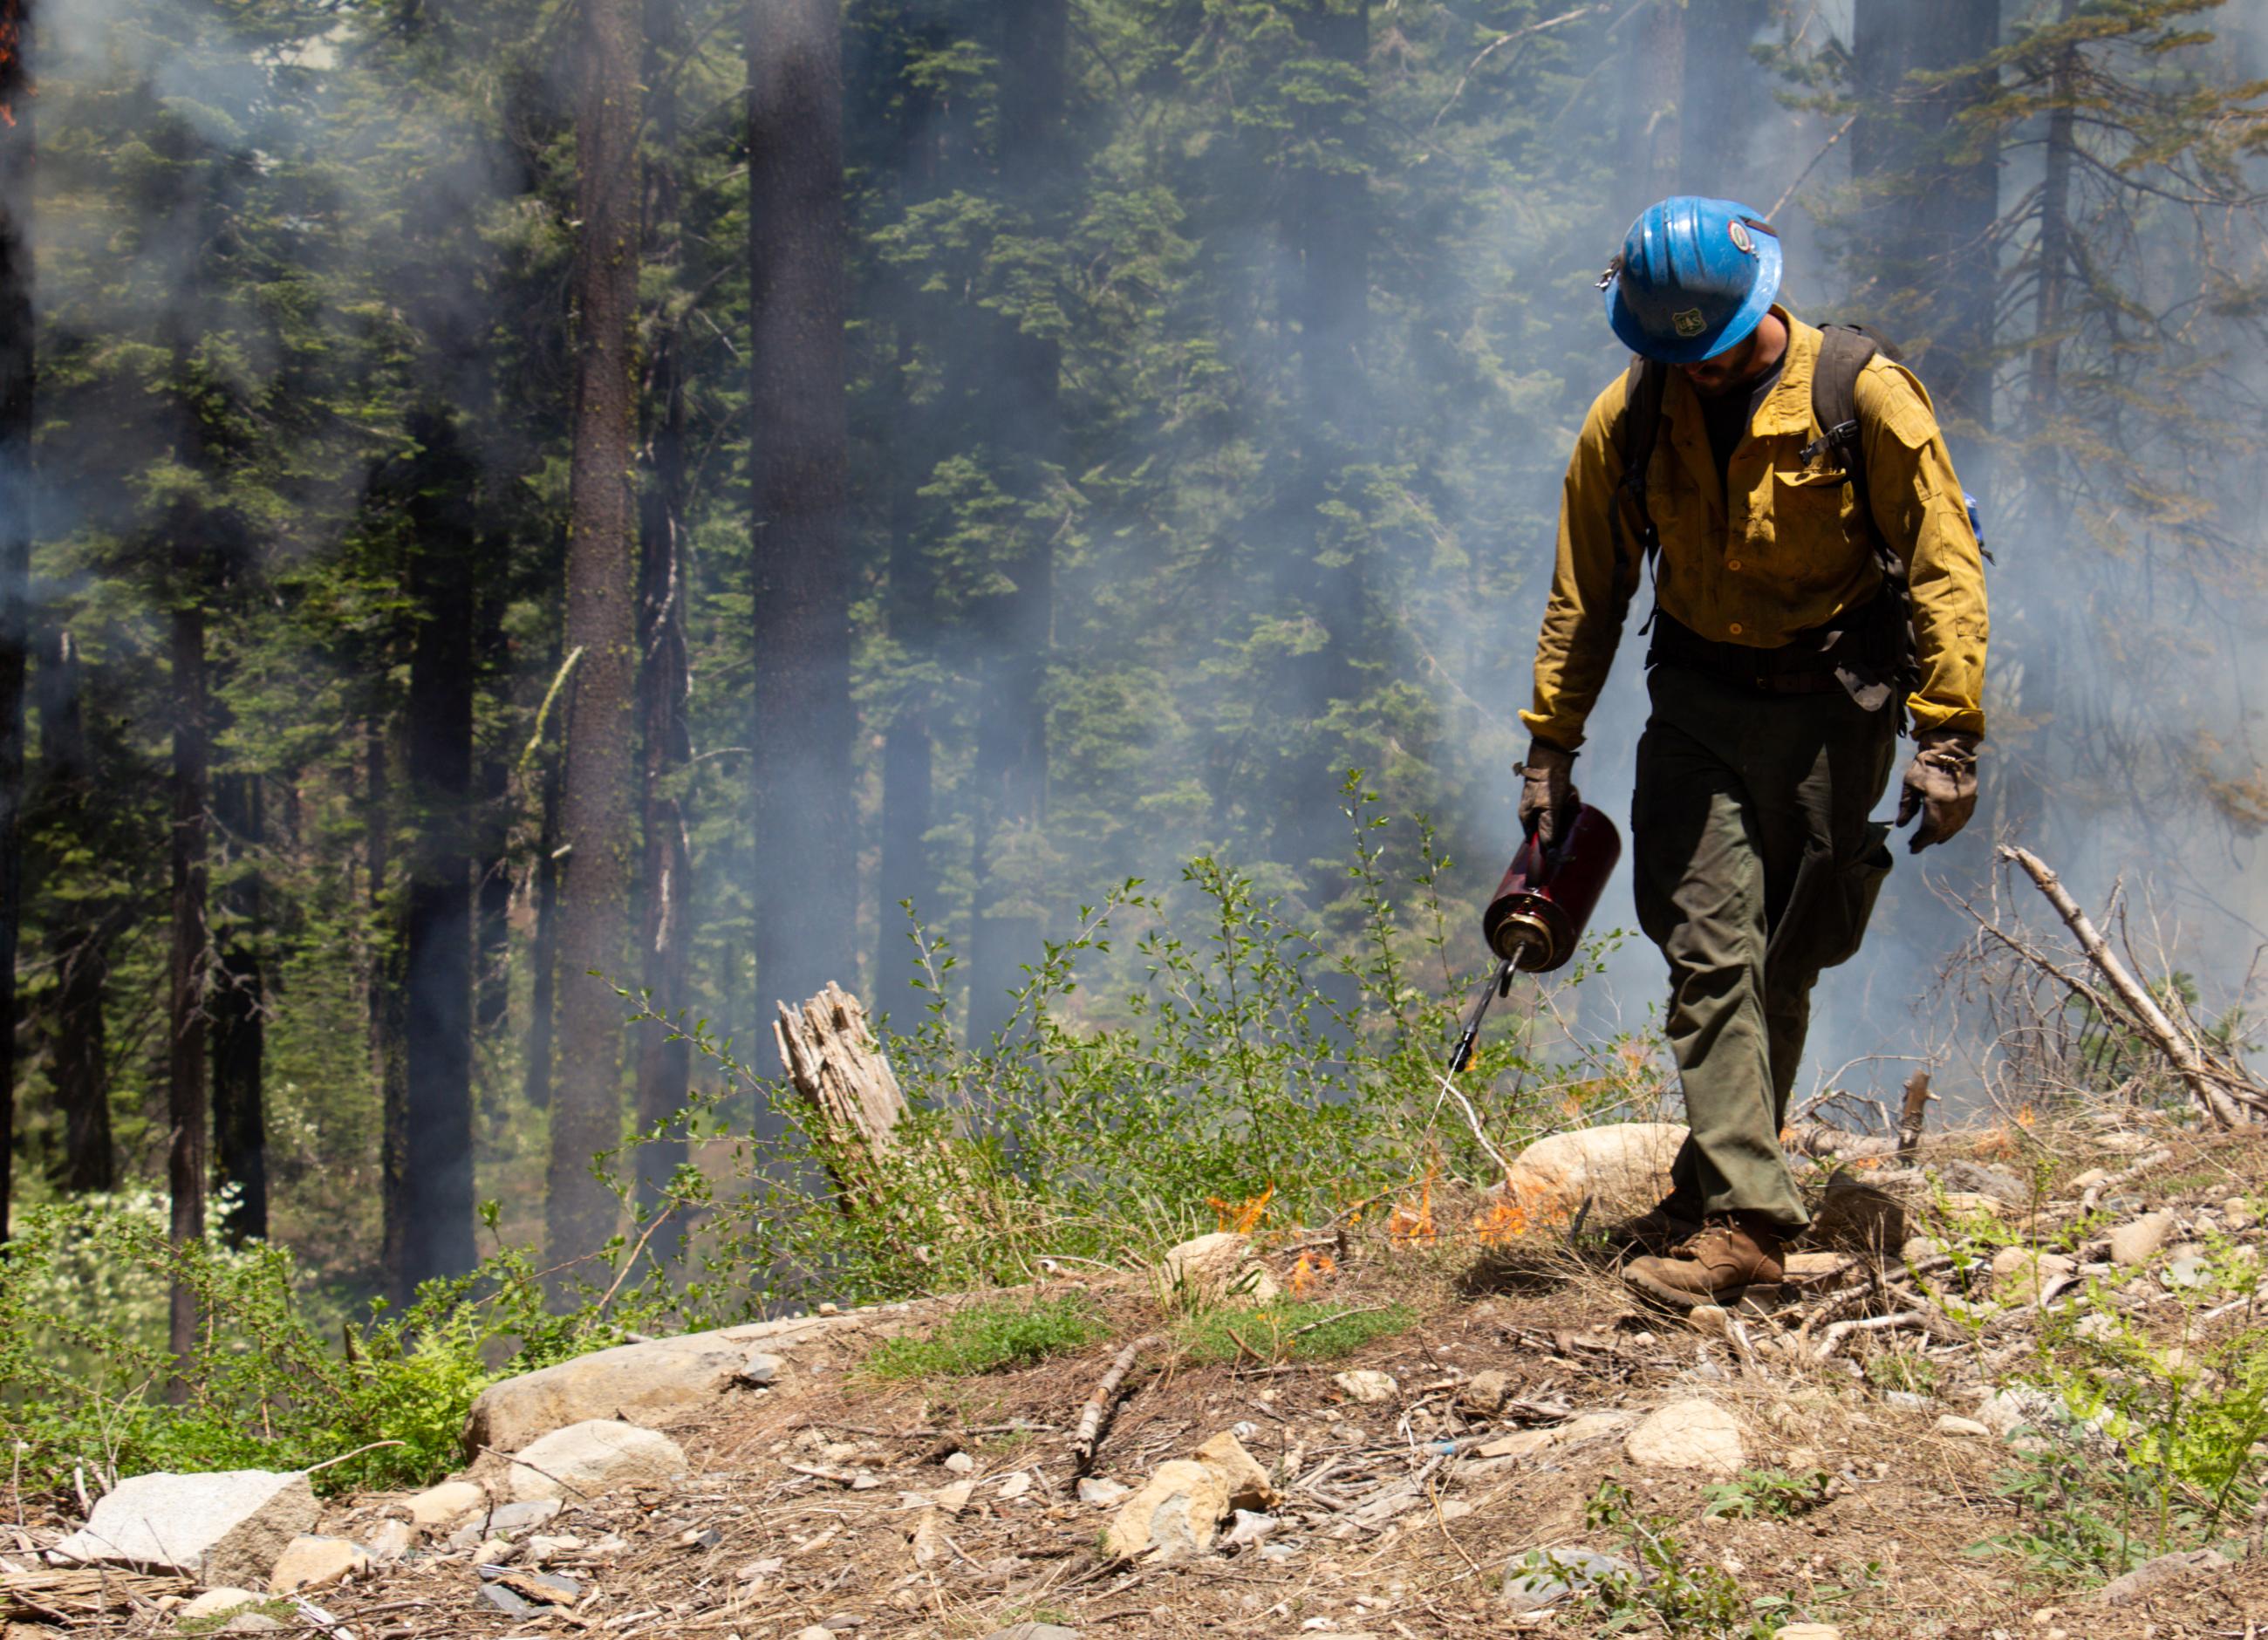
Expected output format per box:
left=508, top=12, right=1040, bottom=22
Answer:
left=1604, top=1199, right=1703, bottom=1261
left=1622, top=1214, right=1787, bottom=1311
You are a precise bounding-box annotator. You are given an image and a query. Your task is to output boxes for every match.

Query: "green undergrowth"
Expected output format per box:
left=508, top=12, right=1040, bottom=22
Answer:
left=0, top=789, right=1642, bottom=1507
left=1173, top=1298, right=1417, bottom=1364
left=862, top=1295, right=1108, bottom=1380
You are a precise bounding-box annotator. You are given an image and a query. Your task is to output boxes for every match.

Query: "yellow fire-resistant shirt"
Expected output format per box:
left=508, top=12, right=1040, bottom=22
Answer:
left=1522, top=309, right=1989, bottom=750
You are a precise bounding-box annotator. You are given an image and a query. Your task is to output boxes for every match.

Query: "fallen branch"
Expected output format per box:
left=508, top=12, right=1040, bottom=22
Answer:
left=2080, top=1148, right=2175, bottom=1215
left=1071, top=1335, right=1157, bottom=1474
left=1812, top=1310, right=1927, bottom=1363
left=1999, top=846, right=2265, bottom=1127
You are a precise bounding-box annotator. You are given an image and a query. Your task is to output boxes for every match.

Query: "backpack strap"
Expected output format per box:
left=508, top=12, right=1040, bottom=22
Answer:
left=1609, top=357, right=1668, bottom=625
left=1802, top=322, right=1921, bottom=708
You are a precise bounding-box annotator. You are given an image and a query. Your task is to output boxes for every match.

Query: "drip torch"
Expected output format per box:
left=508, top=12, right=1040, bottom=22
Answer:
left=1448, top=802, right=1623, bottom=1073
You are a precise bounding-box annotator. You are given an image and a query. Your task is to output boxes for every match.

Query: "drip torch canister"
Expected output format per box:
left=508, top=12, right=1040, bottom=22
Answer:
left=1482, top=801, right=1622, bottom=973
left=1449, top=803, right=1624, bottom=1074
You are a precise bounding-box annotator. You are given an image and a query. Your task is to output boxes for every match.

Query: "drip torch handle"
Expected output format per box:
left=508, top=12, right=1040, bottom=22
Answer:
left=1449, top=956, right=1520, bottom=1075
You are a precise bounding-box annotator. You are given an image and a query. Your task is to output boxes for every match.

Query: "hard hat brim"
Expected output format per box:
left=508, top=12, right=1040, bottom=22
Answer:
left=1603, top=228, right=1783, bottom=364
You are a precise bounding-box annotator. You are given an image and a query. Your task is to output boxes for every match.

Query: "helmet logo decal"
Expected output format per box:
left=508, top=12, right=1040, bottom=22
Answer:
left=1672, top=307, right=1707, bottom=338
left=1728, top=220, right=1755, bottom=255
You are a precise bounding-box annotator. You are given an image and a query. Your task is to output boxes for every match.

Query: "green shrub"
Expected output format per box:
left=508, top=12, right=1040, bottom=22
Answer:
left=862, top=1295, right=1108, bottom=1379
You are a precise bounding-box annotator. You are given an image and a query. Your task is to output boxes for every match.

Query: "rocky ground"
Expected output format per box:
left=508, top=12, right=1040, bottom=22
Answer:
left=7, top=1110, right=2265, bottom=1640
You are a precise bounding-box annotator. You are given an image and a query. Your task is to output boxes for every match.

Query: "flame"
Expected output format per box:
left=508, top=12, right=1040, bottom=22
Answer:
left=1386, top=1170, right=1437, bottom=1243
left=1471, top=1196, right=1530, bottom=1246
left=2014, top=1104, right=2037, bottom=1129
left=1208, top=1185, right=1274, bottom=1235
left=1288, top=1252, right=1336, bottom=1295
left=0, top=7, right=20, bottom=127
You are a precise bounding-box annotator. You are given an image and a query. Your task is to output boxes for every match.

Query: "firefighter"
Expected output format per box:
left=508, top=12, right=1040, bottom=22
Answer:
left=1518, top=195, right=1988, bottom=1309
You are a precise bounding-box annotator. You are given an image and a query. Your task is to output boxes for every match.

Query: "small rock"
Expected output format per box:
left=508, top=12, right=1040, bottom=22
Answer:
left=1103, top=1459, right=1231, bottom=1561
left=985, top=1627, right=1080, bottom=1640
left=1460, top=1370, right=1511, bottom=1412
left=997, top=1471, right=1032, bottom=1500
left=736, top=1555, right=785, bottom=1581
left=404, top=1479, right=487, bottom=1528
left=1077, top=1477, right=1131, bottom=1507
left=942, top=1452, right=976, bottom=1475
left=523, top=1534, right=575, bottom=1564
left=1194, top=1431, right=1277, bottom=1510
left=1885, top=1391, right=1930, bottom=1411
left=2222, top=1197, right=2257, bottom=1231
left=1477, top=1429, right=1554, bottom=1460
left=1500, top=1547, right=1642, bottom=1613
left=221, top=1616, right=285, bottom=1634
left=472, top=1537, right=516, bottom=1567
left=445, top=1498, right=561, bottom=1549
left=1991, top=1246, right=2077, bottom=1305
left=506, top=1419, right=687, bottom=1503
left=792, top=1630, right=834, bottom=1640
left=1777, top=1626, right=1843, bottom=1640
left=47, top=1470, right=318, bottom=1588
left=738, top=1350, right=783, bottom=1386
left=268, top=1534, right=372, bottom=1593
left=1158, top=1233, right=1277, bottom=1305
left=365, top=1519, right=414, bottom=1561
left=180, top=1589, right=265, bottom=1620
left=480, top=1582, right=536, bottom=1616
left=1935, top=1415, right=1991, bottom=1438
left=1558, top=1410, right=1637, bottom=1442
left=2109, top=1211, right=2175, bottom=1268
left=2163, top=1253, right=2209, bottom=1289
left=1221, top=1509, right=1279, bottom=1548
left=2095, top=1547, right=2229, bottom=1607
left=1685, top=1305, right=1732, bottom=1341
left=1623, top=1399, right=1745, bottom=1475
left=1331, top=1369, right=1398, bottom=1404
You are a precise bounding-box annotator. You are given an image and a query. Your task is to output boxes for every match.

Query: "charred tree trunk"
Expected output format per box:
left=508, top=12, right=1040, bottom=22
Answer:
left=549, top=0, right=644, bottom=1263
left=635, top=0, right=693, bottom=1214
left=36, top=632, right=113, bottom=1195
left=964, top=0, right=1067, bottom=1044
left=209, top=769, right=266, bottom=1243
left=1851, top=0, right=2001, bottom=441
left=166, top=528, right=210, bottom=1393
left=398, top=410, right=479, bottom=1288
left=748, top=0, right=857, bottom=1035
left=0, top=0, right=33, bottom=1240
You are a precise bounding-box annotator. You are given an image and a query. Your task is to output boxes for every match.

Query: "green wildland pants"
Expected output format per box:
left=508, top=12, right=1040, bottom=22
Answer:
left=1631, top=662, right=1899, bottom=1233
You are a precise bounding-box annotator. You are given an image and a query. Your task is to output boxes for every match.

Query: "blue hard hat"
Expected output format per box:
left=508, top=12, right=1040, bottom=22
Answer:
left=1601, top=197, right=1782, bottom=364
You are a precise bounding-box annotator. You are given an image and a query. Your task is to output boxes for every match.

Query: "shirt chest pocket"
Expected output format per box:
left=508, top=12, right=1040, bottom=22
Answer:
left=1758, top=467, right=1859, bottom=584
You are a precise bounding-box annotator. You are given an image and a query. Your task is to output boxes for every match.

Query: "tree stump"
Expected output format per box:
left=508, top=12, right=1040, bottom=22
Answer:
left=773, top=982, right=910, bottom=1165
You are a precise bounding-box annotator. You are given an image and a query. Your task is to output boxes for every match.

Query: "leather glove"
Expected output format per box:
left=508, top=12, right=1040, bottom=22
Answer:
left=1896, top=728, right=1979, bottom=853
left=1518, top=740, right=1580, bottom=850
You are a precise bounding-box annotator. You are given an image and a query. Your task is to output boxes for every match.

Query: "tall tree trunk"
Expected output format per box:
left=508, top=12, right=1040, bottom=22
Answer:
left=1851, top=0, right=2001, bottom=441
left=1260, top=0, right=1370, bottom=896
left=635, top=0, right=693, bottom=1215
left=209, top=769, right=266, bottom=1243
left=369, top=716, right=411, bottom=1301
left=166, top=532, right=209, bottom=1394
left=475, top=583, right=512, bottom=1042
left=398, top=410, right=478, bottom=1289
left=1622, top=0, right=1683, bottom=203
left=523, top=723, right=562, bottom=1113
left=964, top=0, right=1066, bottom=1044
left=37, top=632, right=113, bottom=1195
left=1680, top=0, right=1767, bottom=201
left=0, top=0, right=33, bottom=1241
left=748, top=0, right=857, bottom=1034
left=549, top=0, right=644, bottom=1264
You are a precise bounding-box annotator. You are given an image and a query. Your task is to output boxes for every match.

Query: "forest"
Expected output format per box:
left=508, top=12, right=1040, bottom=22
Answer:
left=0, top=0, right=2265, bottom=1343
